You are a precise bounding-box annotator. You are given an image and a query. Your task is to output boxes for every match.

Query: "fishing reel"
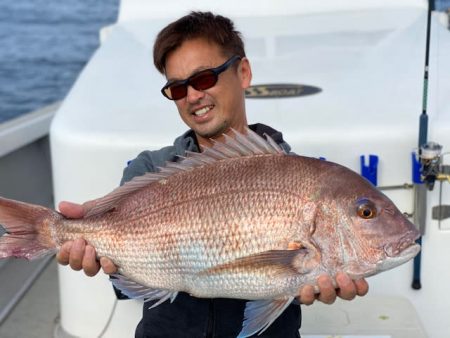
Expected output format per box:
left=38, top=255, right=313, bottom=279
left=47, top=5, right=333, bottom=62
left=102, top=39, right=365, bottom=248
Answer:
left=417, top=141, right=450, bottom=224
left=419, top=142, right=444, bottom=190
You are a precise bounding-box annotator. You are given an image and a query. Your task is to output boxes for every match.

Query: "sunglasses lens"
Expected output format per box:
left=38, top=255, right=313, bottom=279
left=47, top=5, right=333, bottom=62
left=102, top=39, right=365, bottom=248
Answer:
left=164, top=71, right=218, bottom=100
left=190, top=71, right=218, bottom=91
left=166, top=83, right=187, bottom=100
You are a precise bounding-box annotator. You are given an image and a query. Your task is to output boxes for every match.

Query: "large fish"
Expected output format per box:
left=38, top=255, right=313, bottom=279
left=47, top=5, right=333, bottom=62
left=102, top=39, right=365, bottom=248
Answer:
left=0, top=129, right=420, bottom=337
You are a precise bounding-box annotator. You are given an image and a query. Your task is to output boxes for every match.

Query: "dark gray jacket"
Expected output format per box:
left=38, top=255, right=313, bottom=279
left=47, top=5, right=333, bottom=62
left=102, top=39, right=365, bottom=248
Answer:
left=120, top=123, right=301, bottom=338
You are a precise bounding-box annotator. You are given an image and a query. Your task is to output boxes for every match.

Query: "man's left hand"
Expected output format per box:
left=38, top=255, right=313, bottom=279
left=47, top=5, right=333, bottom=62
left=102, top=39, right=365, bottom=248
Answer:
left=299, top=272, right=369, bottom=305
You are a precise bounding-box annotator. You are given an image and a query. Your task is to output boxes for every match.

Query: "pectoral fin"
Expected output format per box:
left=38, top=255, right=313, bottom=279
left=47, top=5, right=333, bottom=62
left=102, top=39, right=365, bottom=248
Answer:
left=238, top=297, right=295, bottom=338
left=110, top=274, right=178, bottom=309
left=200, top=247, right=318, bottom=277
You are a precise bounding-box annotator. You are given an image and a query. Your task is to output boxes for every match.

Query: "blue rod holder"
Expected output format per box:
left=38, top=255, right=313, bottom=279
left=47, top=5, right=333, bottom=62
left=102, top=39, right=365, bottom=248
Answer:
left=411, top=152, right=423, bottom=184
left=360, top=155, right=378, bottom=186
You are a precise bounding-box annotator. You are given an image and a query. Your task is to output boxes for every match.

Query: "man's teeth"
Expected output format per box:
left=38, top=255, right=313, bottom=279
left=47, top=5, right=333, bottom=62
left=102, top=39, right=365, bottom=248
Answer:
left=194, top=106, right=211, bottom=116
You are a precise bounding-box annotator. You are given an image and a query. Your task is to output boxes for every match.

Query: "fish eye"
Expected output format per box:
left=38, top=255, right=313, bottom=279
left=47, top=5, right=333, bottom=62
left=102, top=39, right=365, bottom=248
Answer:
left=356, top=199, right=377, bottom=219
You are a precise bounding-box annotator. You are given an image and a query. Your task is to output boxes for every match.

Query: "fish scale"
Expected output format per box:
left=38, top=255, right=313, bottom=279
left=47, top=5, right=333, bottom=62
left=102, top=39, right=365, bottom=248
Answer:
left=0, top=128, right=421, bottom=338
left=58, top=155, right=310, bottom=292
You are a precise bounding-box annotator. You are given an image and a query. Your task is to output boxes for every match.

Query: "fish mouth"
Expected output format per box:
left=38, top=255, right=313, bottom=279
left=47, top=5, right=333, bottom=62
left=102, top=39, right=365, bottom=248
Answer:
left=383, top=231, right=421, bottom=258
left=376, top=231, right=421, bottom=273
left=376, top=243, right=421, bottom=273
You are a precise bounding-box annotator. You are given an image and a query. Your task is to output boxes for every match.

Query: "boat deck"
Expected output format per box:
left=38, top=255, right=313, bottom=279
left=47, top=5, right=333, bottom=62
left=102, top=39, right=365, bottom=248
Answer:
left=0, top=259, right=59, bottom=338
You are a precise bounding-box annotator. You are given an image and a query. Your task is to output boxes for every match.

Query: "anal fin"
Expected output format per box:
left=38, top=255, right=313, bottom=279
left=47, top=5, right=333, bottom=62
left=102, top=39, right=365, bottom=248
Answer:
left=238, top=297, right=295, bottom=338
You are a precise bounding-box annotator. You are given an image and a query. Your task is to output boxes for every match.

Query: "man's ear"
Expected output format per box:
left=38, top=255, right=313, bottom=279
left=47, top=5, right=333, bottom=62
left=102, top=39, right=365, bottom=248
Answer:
left=239, top=57, right=252, bottom=89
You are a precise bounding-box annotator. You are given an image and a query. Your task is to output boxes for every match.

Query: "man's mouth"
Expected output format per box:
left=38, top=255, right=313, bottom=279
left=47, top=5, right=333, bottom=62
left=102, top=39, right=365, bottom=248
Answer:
left=193, top=106, right=213, bottom=117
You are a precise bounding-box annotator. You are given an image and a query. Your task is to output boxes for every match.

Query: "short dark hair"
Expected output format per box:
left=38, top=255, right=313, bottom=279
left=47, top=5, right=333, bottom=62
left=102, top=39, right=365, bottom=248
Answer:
left=153, top=11, right=246, bottom=74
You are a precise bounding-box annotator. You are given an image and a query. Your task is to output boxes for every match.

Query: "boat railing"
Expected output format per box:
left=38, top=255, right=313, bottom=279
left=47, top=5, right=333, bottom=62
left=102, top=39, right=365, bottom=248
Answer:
left=0, top=102, right=60, bottom=325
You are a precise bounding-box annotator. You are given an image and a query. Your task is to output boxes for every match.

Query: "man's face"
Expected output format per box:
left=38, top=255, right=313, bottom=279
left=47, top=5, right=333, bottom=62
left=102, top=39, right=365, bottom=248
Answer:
left=164, top=38, right=252, bottom=146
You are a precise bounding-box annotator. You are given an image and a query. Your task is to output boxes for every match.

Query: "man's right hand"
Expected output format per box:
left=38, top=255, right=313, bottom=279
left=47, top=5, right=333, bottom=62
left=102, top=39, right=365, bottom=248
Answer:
left=56, top=201, right=118, bottom=276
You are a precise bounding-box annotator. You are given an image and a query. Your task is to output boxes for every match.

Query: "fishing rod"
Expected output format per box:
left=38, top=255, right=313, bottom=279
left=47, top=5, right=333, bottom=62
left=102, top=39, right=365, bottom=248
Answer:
left=412, top=0, right=434, bottom=290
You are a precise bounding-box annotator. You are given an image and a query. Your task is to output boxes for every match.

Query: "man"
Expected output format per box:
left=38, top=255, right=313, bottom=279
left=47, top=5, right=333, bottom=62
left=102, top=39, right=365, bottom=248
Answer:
left=57, top=11, right=368, bottom=338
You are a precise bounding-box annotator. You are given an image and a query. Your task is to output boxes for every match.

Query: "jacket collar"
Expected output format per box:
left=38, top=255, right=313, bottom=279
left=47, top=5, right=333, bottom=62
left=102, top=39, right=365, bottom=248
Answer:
left=173, top=123, right=291, bottom=156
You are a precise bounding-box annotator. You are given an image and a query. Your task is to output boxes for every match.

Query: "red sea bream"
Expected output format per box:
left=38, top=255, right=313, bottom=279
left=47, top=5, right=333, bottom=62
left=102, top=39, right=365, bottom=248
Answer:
left=0, top=129, right=420, bottom=337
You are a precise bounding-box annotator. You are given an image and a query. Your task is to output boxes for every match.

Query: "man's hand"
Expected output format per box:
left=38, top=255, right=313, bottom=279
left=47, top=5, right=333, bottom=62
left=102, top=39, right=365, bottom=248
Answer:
left=299, top=272, right=369, bottom=305
left=56, top=201, right=118, bottom=276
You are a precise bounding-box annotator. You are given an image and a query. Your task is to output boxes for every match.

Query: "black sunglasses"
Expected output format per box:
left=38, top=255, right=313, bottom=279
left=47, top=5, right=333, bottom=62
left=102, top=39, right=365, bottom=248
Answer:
left=161, top=55, right=242, bottom=100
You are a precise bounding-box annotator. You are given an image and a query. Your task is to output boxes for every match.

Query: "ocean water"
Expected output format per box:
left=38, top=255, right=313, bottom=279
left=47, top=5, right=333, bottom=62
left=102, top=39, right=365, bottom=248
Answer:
left=0, top=0, right=119, bottom=123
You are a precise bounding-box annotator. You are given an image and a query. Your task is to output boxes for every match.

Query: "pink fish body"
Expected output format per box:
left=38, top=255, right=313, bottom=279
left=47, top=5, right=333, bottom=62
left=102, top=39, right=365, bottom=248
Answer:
left=0, top=129, right=420, bottom=337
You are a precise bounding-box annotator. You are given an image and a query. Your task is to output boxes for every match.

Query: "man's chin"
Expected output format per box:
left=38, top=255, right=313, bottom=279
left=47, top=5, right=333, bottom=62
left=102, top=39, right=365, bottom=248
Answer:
left=193, top=123, right=229, bottom=140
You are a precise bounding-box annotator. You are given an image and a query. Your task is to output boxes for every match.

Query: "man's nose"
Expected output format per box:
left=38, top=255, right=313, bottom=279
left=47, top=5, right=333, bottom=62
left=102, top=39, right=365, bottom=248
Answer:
left=186, top=85, right=205, bottom=103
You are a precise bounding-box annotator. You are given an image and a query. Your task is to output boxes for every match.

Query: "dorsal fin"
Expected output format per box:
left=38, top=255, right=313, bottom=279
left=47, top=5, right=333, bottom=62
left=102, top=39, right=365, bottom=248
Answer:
left=84, top=128, right=286, bottom=218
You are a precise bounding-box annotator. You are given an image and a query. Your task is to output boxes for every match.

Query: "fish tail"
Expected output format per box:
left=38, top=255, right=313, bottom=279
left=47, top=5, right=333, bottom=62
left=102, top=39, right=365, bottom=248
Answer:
left=0, top=197, right=60, bottom=260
